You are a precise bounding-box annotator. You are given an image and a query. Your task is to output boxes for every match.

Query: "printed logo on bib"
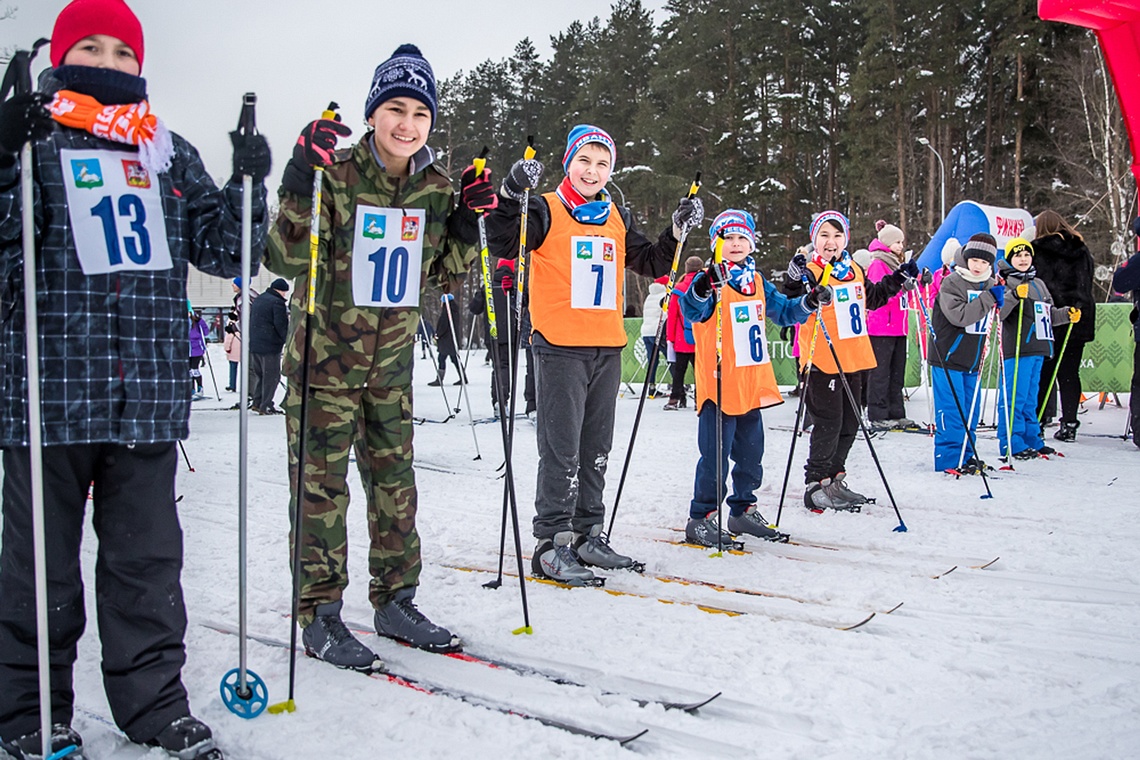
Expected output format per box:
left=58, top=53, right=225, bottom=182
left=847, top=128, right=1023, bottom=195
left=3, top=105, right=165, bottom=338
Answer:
left=351, top=206, right=425, bottom=308
left=965, top=291, right=991, bottom=335
left=1033, top=301, right=1054, bottom=341
left=60, top=148, right=173, bottom=275
left=730, top=299, right=770, bottom=367
left=831, top=283, right=866, bottom=340
left=570, top=236, right=617, bottom=310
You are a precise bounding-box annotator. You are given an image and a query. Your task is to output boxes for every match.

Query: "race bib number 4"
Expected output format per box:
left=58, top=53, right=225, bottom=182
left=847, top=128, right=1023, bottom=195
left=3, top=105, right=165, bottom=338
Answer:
left=569, top=236, right=617, bottom=310
left=351, top=206, right=425, bottom=308
left=730, top=300, right=770, bottom=367
left=1033, top=301, right=1054, bottom=341
left=60, top=149, right=173, bottom=275
left=832, top=282, right=866, bottom=340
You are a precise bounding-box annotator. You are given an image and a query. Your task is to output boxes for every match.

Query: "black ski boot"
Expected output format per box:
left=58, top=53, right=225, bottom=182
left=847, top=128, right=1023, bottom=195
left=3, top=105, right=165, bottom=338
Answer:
left=302, top=600, right=383, bottom=671
left=1053, top=420, right=1079, bottom=442
left=0, top=724, right=84, bottom=759
left=374, top=588, right=461, bottom=653
left=727, top=506, right=790, bottom=542
left=145, top=716, right=222, bottom=759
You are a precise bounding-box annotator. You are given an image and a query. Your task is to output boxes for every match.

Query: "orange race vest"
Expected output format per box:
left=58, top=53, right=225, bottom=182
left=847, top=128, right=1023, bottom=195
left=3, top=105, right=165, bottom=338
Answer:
left=795, top=261, right=877, bottom=375
left=693, top=281, right=784, bottom=415
left=528, top=194, right=629, bottom=348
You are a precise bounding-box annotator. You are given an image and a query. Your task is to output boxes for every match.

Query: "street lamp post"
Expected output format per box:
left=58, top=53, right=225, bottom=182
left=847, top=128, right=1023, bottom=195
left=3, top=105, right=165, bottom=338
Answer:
left=917, top=137, right=946, bottom=224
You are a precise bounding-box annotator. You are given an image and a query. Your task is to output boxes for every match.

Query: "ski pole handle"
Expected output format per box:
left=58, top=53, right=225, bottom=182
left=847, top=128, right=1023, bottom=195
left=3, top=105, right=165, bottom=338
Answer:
left=307, top=101, right=340, bottom=316
left=686, top=172, right=701, bottom=200
left=237, top=92, right=257, bottom=136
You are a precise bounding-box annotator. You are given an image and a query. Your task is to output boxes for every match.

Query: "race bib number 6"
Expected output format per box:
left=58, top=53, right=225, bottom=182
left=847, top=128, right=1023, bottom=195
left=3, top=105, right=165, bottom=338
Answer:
left=60, top=149, right=173, bottom=275
left=351, top=206, right=425, bottom=308
left=730, top=300, right=770, bottom=367
left=569, top=236, right=617, bottom=310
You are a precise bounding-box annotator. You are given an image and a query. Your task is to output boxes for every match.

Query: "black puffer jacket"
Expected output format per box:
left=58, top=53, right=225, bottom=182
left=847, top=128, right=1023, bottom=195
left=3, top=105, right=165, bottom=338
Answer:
left=248, top=288, right=288, bottom=354
left=1030, top=231, right=1096, bottom=343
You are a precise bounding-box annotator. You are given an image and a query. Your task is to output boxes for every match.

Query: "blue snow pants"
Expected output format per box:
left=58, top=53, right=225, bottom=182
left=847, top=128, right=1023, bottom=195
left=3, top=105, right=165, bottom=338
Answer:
left=997, top=355, right=1045, bottom=456
left=932, top=368, right=981, bottom=471
left=690, top=402, right=765, bottom=519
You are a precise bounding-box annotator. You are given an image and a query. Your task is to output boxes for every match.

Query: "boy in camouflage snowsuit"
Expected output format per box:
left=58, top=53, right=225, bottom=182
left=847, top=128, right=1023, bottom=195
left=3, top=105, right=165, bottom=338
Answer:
left=265, top=44, right=495, bottom=668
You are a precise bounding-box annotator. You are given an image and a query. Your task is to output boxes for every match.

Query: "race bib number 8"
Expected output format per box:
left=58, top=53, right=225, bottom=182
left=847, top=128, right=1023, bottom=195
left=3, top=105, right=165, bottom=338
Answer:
left=569, top=236, right=617, bottom=310
left=351, top=206, right=425, bottom=308
left=1033, top=301, right=1054, bottom=341
left=730, top=300, right=770, bottom=367
left=832, top=282, right=866, bottom=340
left=965, top=291, right=991, bottom=335
left=60, top=149, right=173, bottom=275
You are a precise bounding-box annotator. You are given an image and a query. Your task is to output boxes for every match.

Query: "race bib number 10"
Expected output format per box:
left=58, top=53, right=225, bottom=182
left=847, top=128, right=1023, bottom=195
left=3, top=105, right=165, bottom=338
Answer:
left=60, top=149, right=173, bottom=275
left=351, top=206, right=425, bottom=308
left=569, top=236, right=618, bottom=310
left=729, top=299, right=770, bottom=367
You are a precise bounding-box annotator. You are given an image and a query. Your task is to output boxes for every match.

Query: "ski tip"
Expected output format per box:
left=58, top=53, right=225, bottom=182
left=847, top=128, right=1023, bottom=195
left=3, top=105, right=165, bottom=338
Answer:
left=266, top=698, right=296, bottom=715
left=511, top=625, right=534, bottom=636
left=619, top=728, right=650, bottom=746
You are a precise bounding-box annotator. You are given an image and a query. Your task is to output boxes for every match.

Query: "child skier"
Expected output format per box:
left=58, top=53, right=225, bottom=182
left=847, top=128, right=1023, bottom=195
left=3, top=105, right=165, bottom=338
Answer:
left=486, top=124, right=703, bottom=584
left=928, top=233, right=1004, bottom=473
left=785, top=211, right=917, bottom=511
left=679, top=210, right=820, bottom=546
left=865, top=220, right=919, bottom=430
left=996, top=238, right=1074, bottom=460
left=189, top=308, right=208, bottom=400
left=265, top=44, right=490, bottom=669
left=0, top=1, right=271, bottom=757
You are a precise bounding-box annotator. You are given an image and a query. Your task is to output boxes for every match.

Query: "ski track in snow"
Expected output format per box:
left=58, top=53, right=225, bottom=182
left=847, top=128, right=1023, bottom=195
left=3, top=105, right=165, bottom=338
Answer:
left=4, top=346, right=1139, bottom=758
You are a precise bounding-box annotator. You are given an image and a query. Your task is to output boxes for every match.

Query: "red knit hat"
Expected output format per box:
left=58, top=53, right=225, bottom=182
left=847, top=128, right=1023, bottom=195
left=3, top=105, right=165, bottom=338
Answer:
left=51, top=0, right=145, bottom=71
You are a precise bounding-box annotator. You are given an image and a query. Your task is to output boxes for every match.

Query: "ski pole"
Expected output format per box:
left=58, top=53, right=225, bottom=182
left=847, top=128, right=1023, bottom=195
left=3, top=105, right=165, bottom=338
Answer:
left=202, top=326, right=222, bottom=400
left=1038, top=321, right=1074, bottom=422
left=712, top=235, right=726, bottom=555
left=177, top=440, right=195, bottom=472
left=606, top=173, right=701, bottom=536
left=920, top=277, right=934, bottom=434
left=914, top=292, right=994, bottom=499
left=473, top=147, right=532, bottom=635
left=774, top=263, right=832, bottom=528
left=443, top=297, right=481, bottom=459
left=1004, top=295, right=1026, bottom=458
left=461, top=312, right=477, bottom=373
left=271, top=101, right=340, bottom=716
left=4, top=38, right=59, bottom=760
left=220, top=93, right=268, bottom=720
left=956, top=306, right=998, bottom=470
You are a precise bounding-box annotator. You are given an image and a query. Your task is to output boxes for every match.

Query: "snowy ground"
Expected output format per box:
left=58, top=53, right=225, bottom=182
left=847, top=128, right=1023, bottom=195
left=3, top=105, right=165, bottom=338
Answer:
left=5, top=343, right=1140, bottom=759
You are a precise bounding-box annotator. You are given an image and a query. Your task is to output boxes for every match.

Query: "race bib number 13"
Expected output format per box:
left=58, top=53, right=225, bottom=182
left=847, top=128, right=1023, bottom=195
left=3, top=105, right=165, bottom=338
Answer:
left=60, top=149, right=173, bottom=275
left=569, top=236, right=617, bottom=310
left=351, top=206, right=425, bottom=308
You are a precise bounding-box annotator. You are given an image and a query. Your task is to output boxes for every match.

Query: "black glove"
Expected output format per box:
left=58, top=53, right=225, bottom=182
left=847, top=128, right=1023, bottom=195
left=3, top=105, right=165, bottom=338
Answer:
left=281, top=117, right=353, bottom=196
left=672, top=197, right=705, bottom=237
left=705, top=261, right=731, bottom=289
left=231, top=131, right=271, bottom=183
left=0, top=93, right=53, bottom=156
left=501, top=157, right=544, bottom=201
left=224, top=322, right=238, bottom=335
left=690, top=271, right=713, bottom=299
left=787, top=252, right=809, bottom=283
left=899, top=259, right=920, bottom=279
left=804, top=284, right=833, bottom=311
left=459, top=164, right=498, bottom=212
left=780, top=325, right=794, bottom=343
left=920, top=268, right=934, bottom=286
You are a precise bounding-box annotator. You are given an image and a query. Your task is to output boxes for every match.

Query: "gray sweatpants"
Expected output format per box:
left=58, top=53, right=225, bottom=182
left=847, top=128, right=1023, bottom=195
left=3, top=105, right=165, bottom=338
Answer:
left=532, top=348, right=621, bottom=539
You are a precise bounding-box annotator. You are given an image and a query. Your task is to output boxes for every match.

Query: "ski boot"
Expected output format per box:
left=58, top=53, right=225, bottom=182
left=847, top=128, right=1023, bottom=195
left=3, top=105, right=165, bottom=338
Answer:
left=302, top=600, right=382, bottom=672
left=894, top=417, right=920, bottom=431
left=533, top=532, right=601, bottom=586
left=374, top=588, right=461, bottom=653
left=684, top=514, right=739, bottom=549
left=1036, top=445, right=1058, bottom=457
left=574, top=524, right=643, bottom=572
left=805, top=479, right=860, bottom=512
left=832, top=472, right=873, bottom=505
left=1011, top=449, right=1039, bottom=461
left=957, top=457, right=993, bottom=475
left=0, top=724, right=84, bottom=759
left=727, top=506, right=789, bottom=543
left=145, top=716, right=223, bottom=759
left=1053, top=420, right=1079, bottom=442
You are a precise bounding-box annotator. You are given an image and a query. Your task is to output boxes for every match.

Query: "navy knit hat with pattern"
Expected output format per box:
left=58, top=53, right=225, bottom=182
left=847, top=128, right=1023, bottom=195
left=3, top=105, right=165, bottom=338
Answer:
left=364, top=44, right=437, bottom=128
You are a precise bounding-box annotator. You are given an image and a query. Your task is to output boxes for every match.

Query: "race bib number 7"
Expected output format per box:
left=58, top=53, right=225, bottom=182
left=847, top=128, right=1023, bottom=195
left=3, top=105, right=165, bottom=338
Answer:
left=570, top=236, right=617, bottom=310
left=351, top=206, right=425, bottom=308
left=60, top=149, right=173, bottom=275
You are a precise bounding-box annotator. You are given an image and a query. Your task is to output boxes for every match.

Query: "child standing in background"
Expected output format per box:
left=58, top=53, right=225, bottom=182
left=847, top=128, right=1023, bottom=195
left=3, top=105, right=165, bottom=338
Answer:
left=865, top=220, right=919, bottom=430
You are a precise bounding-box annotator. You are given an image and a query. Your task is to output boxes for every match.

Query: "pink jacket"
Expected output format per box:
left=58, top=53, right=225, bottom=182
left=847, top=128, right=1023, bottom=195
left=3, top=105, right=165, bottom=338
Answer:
left=223, top=331, right=241, bottom=362
left=865, top=245, right=910, bottom=337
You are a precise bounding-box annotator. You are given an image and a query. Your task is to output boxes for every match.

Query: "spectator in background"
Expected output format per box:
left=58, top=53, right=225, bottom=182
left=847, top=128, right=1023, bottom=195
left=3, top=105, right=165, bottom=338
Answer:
left=1111, top=216, right=1140, bottom=449
left=188, top=308, right=208, bottom=401
left=664, top=256, right=703, bottom=410
left=641, top=277, right=668, bottom=397
left=249, top=278, right=289, bottom=414
left=431, top=292, right=466, bottom=387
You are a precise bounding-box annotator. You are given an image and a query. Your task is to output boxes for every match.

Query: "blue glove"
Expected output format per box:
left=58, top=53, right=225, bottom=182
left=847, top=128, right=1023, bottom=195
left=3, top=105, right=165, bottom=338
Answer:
left=989, top=285, right=1005, bottom=309
left=441, top=293, right=454, bottom=303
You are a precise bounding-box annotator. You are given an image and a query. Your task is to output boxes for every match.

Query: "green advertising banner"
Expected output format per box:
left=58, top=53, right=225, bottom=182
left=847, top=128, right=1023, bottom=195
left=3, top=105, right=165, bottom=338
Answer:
left=623, top=303, right=1135, bottom=392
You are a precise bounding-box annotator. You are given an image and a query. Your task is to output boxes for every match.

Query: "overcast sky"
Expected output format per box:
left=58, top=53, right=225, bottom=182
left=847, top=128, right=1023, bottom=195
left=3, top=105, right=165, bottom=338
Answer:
left=4, top=0, right=666, bottom=184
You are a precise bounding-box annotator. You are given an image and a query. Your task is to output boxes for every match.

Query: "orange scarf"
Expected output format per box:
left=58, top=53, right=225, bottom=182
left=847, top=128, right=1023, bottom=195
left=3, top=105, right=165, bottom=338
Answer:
left=48, top=89, right=174, bottom=174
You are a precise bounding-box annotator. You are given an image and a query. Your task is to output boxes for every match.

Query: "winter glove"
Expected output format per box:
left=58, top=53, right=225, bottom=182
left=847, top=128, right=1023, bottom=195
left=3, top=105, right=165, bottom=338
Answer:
left=230, top=131, right=272, bottom=183
left=441, top=293, right=454, bottom=304
left=920, top=268, right=934, bottom=286
left=899, top=259, right=920, bottom=280
left=780, top=325, right=794, bottom=343
left=459, top=164, right=498, bottom=212
left=704, top=262, right=731, bottom=290
left=671, top=197, right=705, bottom=239
left=989, top=285, right=1005, bottom=309
left=501, top=274, right=515, bottom=292
left=803, top=284, right=833, bottom=311
left=1015, top=283, right=1029, bottom=299
left=690, top=271, right=713, bottom=300
left=501, top=157, right=544, bottom=201
left=0, top=93, right=53, bottom=156
left=787, top=252, right=809, bottom=283
left=281, top=117, right=352, bottom=196
left=1068, top=307, right=1082, bottom=323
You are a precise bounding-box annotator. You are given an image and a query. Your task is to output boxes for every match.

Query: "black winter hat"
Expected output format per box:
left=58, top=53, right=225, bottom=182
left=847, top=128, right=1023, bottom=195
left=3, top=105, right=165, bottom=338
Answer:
left=270, top=278, right=289, bottom=292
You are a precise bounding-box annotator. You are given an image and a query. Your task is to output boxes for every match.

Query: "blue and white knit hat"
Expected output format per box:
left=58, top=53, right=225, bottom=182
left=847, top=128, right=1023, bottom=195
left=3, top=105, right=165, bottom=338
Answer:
left=364, top=44, right=437, bottom=127
left=562, top=124, right=616, bottom=173
left=809, top=210, right=850, bottom=243
left=708, top=209, right=756, bottom=252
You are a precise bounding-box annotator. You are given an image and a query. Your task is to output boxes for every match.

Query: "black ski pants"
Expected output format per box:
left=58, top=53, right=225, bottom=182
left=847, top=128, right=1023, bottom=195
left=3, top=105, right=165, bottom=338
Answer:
left=1038, top=328, right=1087, bottom=424
left=669, top=351, right=695, bottom=403
left=868, top=335, right=908, bottom=421
left=0, top=443, right=190, bottom=743
left=250, top=351, right=282, bottom=411
left=803, top=369, right=863, bottom=484
left=1131, top=340, right=1140, bottom=447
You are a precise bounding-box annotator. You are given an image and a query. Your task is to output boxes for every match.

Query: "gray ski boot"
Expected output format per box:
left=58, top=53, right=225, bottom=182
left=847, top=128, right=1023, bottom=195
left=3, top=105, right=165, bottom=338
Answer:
left=832, top=472, right=871, bottom=505
left=727, top=506, right=790, bottom=543
left=573, top=524, right=643, bottom=572
left=145, top=716, right=222, bottom=760
left=805, top=478, right=860, bottom=512
left=533, top=531, right=600, bottom=586
left=684, top=514, right=737, bottom=548
left=0, top=724, right=84, bottom=760
left=302, top=600, right=382, bottom=672
left=374, top=588, right=461, bottom=653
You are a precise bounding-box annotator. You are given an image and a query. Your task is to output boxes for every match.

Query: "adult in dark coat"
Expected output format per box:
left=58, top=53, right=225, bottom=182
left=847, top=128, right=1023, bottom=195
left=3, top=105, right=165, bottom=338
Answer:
left=469, top=258, right=525, bottom=410
left=249, top=278, right=289, bottom=413
left=1031, top=210, right=1096, bottom=441
left=431, top=293, right=466, bottom=385
left=1111, top=216, right=1140, bottom=448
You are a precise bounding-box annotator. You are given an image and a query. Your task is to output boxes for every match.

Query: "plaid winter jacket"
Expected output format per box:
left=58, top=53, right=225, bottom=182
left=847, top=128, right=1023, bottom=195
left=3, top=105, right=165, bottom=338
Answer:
left=0, top=122, right=267, bottom=447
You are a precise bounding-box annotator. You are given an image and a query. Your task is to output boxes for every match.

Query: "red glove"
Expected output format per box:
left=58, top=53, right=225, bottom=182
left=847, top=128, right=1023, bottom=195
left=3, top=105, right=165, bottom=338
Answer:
left=460, top=164, right=499, bottom=212
left=500, top=274, right=514, bottom=293
left=294, top=116, right=352, bottom=167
